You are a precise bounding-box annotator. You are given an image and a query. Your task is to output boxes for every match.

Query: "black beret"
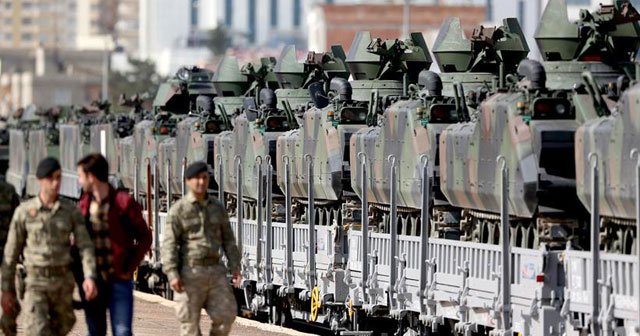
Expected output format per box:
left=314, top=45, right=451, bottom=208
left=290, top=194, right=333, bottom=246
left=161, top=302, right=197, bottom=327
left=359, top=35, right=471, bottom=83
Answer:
left=185, top=161, right=208, bottom=179
left=36, top=157, right=61, bottom=179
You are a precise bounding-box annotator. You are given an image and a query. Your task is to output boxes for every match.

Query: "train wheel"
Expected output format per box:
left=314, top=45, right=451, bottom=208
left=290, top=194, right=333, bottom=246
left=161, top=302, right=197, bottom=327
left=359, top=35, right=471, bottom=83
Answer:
left=310, top=287, right=321, bottom=322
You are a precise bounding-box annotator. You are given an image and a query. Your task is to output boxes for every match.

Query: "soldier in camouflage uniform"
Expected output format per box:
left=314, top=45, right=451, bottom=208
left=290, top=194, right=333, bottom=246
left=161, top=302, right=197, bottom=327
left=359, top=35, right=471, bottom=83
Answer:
left=0, top=181, right=20, bottom=336
left=161, top=161, right=241, bottom=336
left=1, top=157, right=98, bottom=336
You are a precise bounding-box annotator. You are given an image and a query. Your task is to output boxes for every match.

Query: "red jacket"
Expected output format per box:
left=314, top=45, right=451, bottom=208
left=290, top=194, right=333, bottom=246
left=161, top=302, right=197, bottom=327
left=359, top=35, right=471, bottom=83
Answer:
left=77, top=187, right=152, bottom=280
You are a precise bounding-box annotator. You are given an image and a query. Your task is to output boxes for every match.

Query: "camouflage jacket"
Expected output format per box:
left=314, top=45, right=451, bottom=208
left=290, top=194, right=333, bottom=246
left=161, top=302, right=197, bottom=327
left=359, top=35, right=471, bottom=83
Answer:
left=0, top=182, right=20, bottom=260
left=1, top=197, right=96, bottom=292
left=161, top=192, right=241, bottom=281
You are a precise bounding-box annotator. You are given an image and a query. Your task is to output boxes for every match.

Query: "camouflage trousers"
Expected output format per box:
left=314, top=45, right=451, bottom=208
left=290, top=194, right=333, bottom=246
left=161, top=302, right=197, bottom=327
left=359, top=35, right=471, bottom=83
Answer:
left=174, top=264, right=237, bottom=336
left=22, top=272, right=75, bottom=336
left=0, top=277, right=19, bottom=336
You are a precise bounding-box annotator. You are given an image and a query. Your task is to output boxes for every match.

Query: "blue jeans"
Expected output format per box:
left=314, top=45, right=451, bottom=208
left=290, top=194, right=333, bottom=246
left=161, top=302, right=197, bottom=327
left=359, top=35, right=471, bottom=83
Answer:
left=77, top=278, right=134, bottom=336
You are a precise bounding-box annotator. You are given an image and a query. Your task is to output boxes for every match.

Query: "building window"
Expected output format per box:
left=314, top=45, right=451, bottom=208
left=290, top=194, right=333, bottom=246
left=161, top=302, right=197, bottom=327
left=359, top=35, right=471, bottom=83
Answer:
left=21, top=33, right=33, bottom=41
left=293, top=0, right=301, bottom=27
left=270, top=0, right=278, bottom=27
left=225, top=0, right=232, bottom=26
left=4, top=2, right=11, bottom=9
left=22, top=17, right=32, bottom=25
left=190, top=0, right=198, bottom=27
left=248, top=0, right=256, bottom=43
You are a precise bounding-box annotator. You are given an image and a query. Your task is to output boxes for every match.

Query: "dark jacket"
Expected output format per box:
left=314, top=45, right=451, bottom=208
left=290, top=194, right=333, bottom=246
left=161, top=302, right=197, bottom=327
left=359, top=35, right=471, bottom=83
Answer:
left=77, top=186, right=152, bottom=280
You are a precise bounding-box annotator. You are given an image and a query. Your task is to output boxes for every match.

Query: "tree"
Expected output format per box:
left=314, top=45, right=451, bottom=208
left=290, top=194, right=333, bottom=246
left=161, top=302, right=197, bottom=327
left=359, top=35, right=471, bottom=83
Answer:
left=207, top=23, right=231, bottom=57
left=109, top=58, right=165, bottom=107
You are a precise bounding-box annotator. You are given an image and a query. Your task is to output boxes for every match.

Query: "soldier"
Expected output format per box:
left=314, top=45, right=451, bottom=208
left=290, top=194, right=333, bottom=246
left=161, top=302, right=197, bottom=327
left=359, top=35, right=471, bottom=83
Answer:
left=1, top=157, right=98, bottom=336
left=0, top=180, right=20, bottom=336
left=161, top=161, right=241, bottom=336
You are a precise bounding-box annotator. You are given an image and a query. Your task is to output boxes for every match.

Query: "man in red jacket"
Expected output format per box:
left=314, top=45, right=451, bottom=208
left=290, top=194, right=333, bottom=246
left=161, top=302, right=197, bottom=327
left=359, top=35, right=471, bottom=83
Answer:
left=75, top=153, right=152, bottom=336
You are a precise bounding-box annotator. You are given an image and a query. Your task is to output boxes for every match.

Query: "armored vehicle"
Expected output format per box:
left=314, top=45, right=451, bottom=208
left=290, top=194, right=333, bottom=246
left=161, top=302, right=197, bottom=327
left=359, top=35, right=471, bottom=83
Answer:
left=6, top=106, right=45, bottom=196
left=118, top=66, right=213, bottom=199
left=350, top=19, right=528, bottom=241
left=439, top=0, right=640, bottom=250
left=573, top=0, right=640, bottom=254
left=23, top=106, right=68, bottom=196
left=58, top=101, right=120, bottom=199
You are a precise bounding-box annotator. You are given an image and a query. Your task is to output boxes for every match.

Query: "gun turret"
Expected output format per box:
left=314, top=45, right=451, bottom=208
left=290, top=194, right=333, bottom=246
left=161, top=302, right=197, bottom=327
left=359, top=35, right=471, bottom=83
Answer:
left=273, top=44, right=349, bottom=90
left=346, top=31, right=432, bottom=83
left=433, top=17, right=529, bottom=76
left=536, top=0, right=640, bottom=63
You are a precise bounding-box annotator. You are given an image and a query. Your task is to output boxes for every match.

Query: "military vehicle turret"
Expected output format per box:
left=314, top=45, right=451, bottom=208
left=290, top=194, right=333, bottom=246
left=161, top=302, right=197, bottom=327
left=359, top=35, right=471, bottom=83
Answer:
left=432, top=17, right=529, bottom=99
left=273, top=44, right=349, bottom=114
left=536, top=0, right=640, bottom=97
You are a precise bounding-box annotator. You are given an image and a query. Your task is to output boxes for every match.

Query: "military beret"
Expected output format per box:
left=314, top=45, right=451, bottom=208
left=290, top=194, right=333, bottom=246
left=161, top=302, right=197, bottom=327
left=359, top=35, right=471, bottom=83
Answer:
left=185, top=161, right=208, bottom=179
left=36, top=157, right=61, bottom=179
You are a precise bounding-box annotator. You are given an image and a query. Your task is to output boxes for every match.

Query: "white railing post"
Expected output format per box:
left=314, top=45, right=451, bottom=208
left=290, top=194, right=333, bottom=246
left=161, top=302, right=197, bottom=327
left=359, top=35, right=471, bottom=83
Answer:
left=283, top=155, right=294, bottom=289
left=630, top=148, right=640, bottom=333
left=235, top=155, right=243, bottom=254
left=589, top=152, right=601, bottom=336
left=419, top=155, right=430, bottom=316
left=388, top=155, right=398, bottom=309
left=305, top=154, right=316, bottom=290
left=358, top=152, right=369, bottom=294
left=265, top=156, right=273, bottom=284
left=497, top=155, right=511, bottom=333
left=255, top=156, right=264, bottom=281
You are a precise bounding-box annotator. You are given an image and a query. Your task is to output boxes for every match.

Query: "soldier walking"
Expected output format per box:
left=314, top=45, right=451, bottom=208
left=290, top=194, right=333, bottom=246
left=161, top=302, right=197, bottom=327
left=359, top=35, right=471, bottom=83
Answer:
left=1, top=157, right=98, bottom=336
left=161, top=161, right=241, bottom=336
left=0, top=180, right=20, bottom=335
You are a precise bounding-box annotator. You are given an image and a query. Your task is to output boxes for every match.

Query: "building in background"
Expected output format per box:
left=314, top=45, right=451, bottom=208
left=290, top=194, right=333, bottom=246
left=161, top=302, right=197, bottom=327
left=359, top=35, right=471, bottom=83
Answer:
left=0, top=47, right=102, bottom=117
left=114, top=0, right=139, bottom=53
left=0, top=0, right=119, bottom=50
left=138, top=0, right=212, bottom=76
left=202, top=0, right=484, bottom=50
left=0, top=0, right=77, bottom=49
left=307, top=2, right=485, bottom=58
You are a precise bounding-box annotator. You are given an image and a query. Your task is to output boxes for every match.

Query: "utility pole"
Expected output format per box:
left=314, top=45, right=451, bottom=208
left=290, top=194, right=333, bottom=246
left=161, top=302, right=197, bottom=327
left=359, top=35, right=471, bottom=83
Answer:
left=101, top=36, right=112, bottom=101
left=402, top=0, right=410, bottom=38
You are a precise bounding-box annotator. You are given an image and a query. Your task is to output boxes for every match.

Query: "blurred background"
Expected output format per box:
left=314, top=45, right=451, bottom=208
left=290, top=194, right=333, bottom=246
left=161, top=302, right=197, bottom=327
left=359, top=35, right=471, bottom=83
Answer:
left=0, top=0, right=628, bottom=115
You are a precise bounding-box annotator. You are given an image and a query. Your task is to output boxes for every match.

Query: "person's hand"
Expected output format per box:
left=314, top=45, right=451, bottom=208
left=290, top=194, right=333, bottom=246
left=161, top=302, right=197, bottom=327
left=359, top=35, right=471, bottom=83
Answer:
left=83, top=278, right=98, bottom=301
left=232, top=271, right=242, bottom=288
left=1, top=291, right=17, bottom=316
left=170, top=278, right=185, bottom=293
